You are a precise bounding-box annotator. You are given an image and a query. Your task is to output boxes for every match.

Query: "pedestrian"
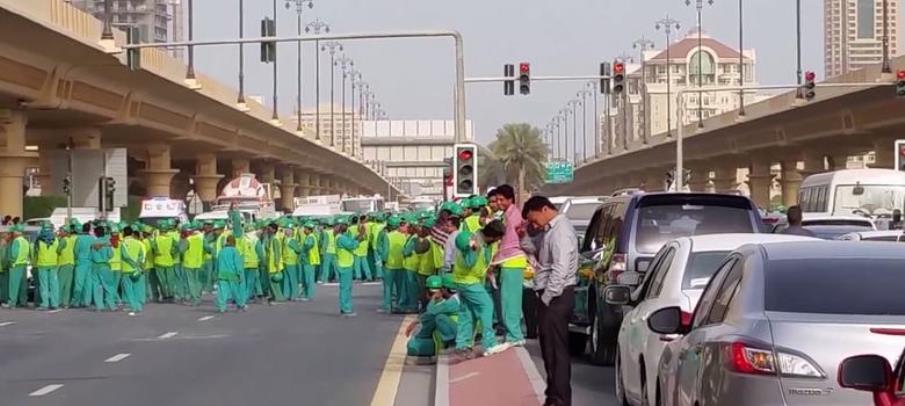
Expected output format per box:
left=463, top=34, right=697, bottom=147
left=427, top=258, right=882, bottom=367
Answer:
left=368, top=213, right=387, bottom=281
left=120, top=226, right=146, bottom=315
left=401, top=218, right=421, bottom=313
left=91, top=225, right=116, bottom=312
left=33, top=222, right=62, bottom=310
left=299, top=221, right=320, bottom=300
left=216, top=235, right=247, bottom=312
left=151, top=221, right=176, bottom=302
left=452, top=220, right=509, bottom=360
left=169, top=222, right=186, bottom=302
left=72, top=222, right=95, bottom=307
left=281, top=221, right=302, bottom=301
left=334, top=217, right=358, bottom=316
left=780, top=205, right=815, bottom=237
left=57, top=221, right=77, bottom=309
left=490, top=184, right=529, bottom=347
left=414, top=217, right=438, bottom=310
left=108, top=224, right=123, bottom=307
left=0, top=227, right=9, bottom=306
left=262, top=222, right=285, bottom=303
left=181, top=223, right=205, bottom=306
left=319, top=218, right=337, bottom=283
left=239, top=224, right=263, bottom=303
left=383, top=216, right=407, bottom=313
left=352, top=215, right=373, bottom=281
left=5, top=224, right=29, bottom=308
left=200, top=220, right=215, bottom=295
left=523, top=196, right=578, bottom=406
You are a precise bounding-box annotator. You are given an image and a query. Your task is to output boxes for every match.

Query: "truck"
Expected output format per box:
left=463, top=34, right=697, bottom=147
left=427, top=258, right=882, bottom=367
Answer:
left=139, top=197, right=188, bottom=227
left=340, top=194, right=385, bottom=214
left=210, top=173, right=278, bottom=220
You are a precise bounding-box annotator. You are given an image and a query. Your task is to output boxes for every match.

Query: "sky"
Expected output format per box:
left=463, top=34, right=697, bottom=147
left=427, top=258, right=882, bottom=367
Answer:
left=188, top=0, right=877, bottom=147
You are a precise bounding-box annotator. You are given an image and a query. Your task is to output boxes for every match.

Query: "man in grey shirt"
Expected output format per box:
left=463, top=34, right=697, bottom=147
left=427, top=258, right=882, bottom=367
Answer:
left=780, top=205, right=815, bottom=237
left=522, top=196, right=578, bottom=406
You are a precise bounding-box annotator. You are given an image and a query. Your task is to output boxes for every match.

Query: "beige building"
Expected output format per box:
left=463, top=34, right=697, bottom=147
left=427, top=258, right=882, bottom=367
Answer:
left=289, top=104, right=362, bottom=158
left=825, top=0, right=901, bottom=77
left=361, top=120, right=474, bottom=199
left=70, top=0, right=173, bottom=43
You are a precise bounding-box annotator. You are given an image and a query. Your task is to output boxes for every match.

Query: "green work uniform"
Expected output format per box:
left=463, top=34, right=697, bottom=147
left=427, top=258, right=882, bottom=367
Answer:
left=335, top=232, right=358, bottom=314
left=73, top=233, right=95, bottom=307
left=407, top=294, right=461, bottom=357
left=120, top=236, right=146, bottom=312
left=352, top=225, right=372, bottom=281
left=282, top=230, right=303, bottom=300
left=454, top=239, right=498, bottom=351
left=320, top=229, right=337, bottom=282
left=182, top=232, right=205, bottom=305
left=91, top=236, right=116, bottom=311
left=384, top=230, right=407, bottom=312
left=401, top=236, right=421, bottom=313
left=300, top=232, right=320, bottom=299
left=58, top=234, right=76, bottom=308
left=216, top=245, right=246, bottom=312
left=151, top=232, right=176, bottom=301
left=239, top=234, right=263, bottom=302
left=34, top=238, right=62, bottom=310
left=6, top=236, right=29, bottom=308
left=264, top=235, right=284, bottom=302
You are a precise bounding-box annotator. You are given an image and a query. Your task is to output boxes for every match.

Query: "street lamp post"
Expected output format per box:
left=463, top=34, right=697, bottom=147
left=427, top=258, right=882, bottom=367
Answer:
left=569, top=100, right=580, bottom=164
left=270, top=0, right=279, bottom=121
left=349, top=69, right=362, bottom=159
left=305, top=18, right=330, bottom=141
left=656, top=15, right=681, bottom=137
left=686, top=0, right=714, bottom=129
left=585, top=81, right=600, bottom=159
left=560, top=108, right=570, bottom=163
left=882, top=0, right=892, bottom=74
left=577, top=90, right=590, bottom=162
left=237, top=0, right=246, bottom=106
left=186, top=0, right=195, bottom=80
left=321, top=41, right=343, bottom=147
left=335, top=54, right=354, bottom=154
left=738, top=0, right=746, bottom=116
left=633, top=35, right=655, bottom=143
left=285, top=0, right=314, bottom=132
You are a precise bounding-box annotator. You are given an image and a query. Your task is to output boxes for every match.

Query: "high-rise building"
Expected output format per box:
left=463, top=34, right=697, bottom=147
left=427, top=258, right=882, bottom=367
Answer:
left=70, top=0, right=175, bottom=45
left=825, top=0, right=901, bottom=77
left=291, top=104, right=363, bottom=157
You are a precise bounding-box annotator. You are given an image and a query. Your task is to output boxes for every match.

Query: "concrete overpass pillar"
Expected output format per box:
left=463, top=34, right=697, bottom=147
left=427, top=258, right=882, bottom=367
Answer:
left=870, top=138, right=895, bottom=169
left=71, top=128, right=102, bottom=150
left=231, top=158, right=250, bottom=177
left=643, top=171, right=664, bottom=192
left=747, top=160, right=774, bottom=210
left=309, top=173, right=321, bottom=195
left=193, top=153, right=222, bottom=205
left=280, top=167, right=296, bottom=211
left=295, top=170, right=310, bottom=198
left=142, top=144, right=179, bottom=198
left=798, top=153, right=826, bottom=179
left=0, top=110, right=29, bottom=218
left=780, top=160, right=802, bottom=208
left=687, top=166, right=712, bottom=193
left=712, top=164, right=738, bottom=193
left=256, top=162, right=275, bottom=184
left=829, top=153, right=850, bottom=171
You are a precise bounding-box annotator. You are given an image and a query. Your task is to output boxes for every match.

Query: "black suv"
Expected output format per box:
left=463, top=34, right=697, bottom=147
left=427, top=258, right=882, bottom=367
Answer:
left=570, top=192, right=763, bottom=365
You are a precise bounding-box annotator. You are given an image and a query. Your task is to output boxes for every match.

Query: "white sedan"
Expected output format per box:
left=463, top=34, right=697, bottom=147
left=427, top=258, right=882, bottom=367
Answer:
left=606, top=233, right=818, bottom=406
left=837, top=230, right=905, bottom=242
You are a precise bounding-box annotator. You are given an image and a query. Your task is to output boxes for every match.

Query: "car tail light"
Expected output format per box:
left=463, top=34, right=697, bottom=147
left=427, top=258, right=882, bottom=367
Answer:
left=609, top=253, right=626, bottom=282
left=727, top=342, right=824, bottom=378
left=870, top=328, right=905, bottom=336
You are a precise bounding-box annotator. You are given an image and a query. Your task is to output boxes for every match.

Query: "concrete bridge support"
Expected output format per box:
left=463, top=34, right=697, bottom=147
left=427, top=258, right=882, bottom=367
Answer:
left=296, top=171, right=310, bottom=198
left=748, top=160, right=774, bottom=210
left=280, top=167, right=296, bottom=211
left=193, top=152, right=222, bottom=205
left=780, top=160, right=802, bottom=208
left=712, top=164, right=738, bottom=194
left=0, top=110, right=30, bottom=218
left=142, top=144, right=179, bottom=198
left=687, top=165, right=711, bottom=193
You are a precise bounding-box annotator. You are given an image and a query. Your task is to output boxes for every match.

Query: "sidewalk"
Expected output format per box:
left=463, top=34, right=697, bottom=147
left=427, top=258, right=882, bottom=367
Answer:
left=435, top=346, right=546, bottom=406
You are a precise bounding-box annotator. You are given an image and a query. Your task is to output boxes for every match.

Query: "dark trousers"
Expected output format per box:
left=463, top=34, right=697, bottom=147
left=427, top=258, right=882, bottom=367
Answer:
left=537, top=286, right=574, bottom=406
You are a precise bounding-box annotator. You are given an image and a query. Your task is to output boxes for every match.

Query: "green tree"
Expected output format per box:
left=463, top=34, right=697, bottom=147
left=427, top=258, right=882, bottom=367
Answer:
left=488, top=123, right=548, bottom=199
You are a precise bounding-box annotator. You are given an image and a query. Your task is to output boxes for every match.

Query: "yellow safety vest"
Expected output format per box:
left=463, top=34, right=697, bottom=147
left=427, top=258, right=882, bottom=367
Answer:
left=110, top=238, right=122, bottom=271
left=336, top=233, right=355, bottom=268
left=121, top=237, right=144, bottom=273
left=353, top=225, right=369, bottom=256
left=282, top=232, right=300, bottom=266
left=266, top=237, right=283, bottom=274
left=12, top=237, right=29, bottom=267
left=241, top=235, right=260, bottom=269
left=385, top=231, right=406, bottom=269
left=154, top=234, right=176, bottom=267
left=417, top=240, right=437, bottom=276
left=142, top=239, right=153, bottom=269
left=453, top=243, right=490, bottom=285
left=35, top=239, right=60, bottom=268
left=59, top=235, right=76, bottom=266
left=403, top=236, right=419, bottom=271
left=183, top=233, right=204, bottom=269
left=306, top=233, right=321, bottom=266
left=324, top=230, right=337, bottom=254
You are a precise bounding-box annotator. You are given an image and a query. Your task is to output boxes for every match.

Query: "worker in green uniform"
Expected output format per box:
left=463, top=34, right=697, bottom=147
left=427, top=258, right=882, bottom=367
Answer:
left=180, top=224, right=205, bottom=306
left=384, top=216, right=407, bottom=313
left=91, top=225, right=116, bottom=311
left=334, top=218, right=359, bottom=316
left=0, top=228, right=8, bottom=306
left=367, top=214, right=385, bottom=281
left=57, top=221, right=77, bottom=308
left=300, top=221, right=320, bottom=300
left=120, top=226, right=146, bottom=315
left=200, top=221, right=215, bottom=295
left=452, top=222, right=509, bottom=359
left=5, top=224, right=29, bottom=309
left=150, top=221, right=175, bottom=302
left=319, top=218, right=337, bottom=283
left=405, top=274, right=461, bottom=357
left=72, top=222, right=95, bottom=307
left=415, top=217, right=439, bottom=310
left=262, top=223, right=285, bottom=303
left=373, top=216, right=390, bottom=311
left=240, top=224, right=263, bottom=303
left=282, top=221, right=302, bottom=300
left=170, top=223, right=186, bottom=303
left=216, top=235, right=247, bottom=312
left=351, top=216, right=373, bottom=281
left=108, top=224, right=124, bottom=308
left=33, top=222, right=62, bottom=310
left=462, top=197, right=484, bottom=233
left=140, top=225, right=154, bottom=306
left=401, top=218, right=422, bottom=313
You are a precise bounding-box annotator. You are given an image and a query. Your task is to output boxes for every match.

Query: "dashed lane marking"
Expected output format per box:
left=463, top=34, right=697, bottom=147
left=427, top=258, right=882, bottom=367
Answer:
left=198, top=316, right=215, bottom=321
left=29, top=384, right=63, bottom=397
left=105, top=353, right=131, bottom=363
left=158, top=331, right=178, bottom=339
left=48, top=309, right=63, bottom=314
left=0, top=321, right=14, bottom=327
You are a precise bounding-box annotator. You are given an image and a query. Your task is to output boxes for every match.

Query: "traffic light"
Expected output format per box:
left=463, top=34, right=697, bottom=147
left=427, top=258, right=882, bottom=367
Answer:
left=896, top=70, right=905, bottom=98
left=126, top=26, right=141, bottom=71
left=105, top=177, right=116, bottom=197
left=518, top=62, right=530, bottom=95
left=98, top=176, right=116, bottom=212
left=896, top=140, right=905, bottom=171
left=62, top=175, right=72, bottom=196
left=613, top=61, right=625, bottom=95
left=260, top=17, right=277, bottom=63
left=452, top=144, right=477, bottom=197
left=804, top=71, right=816, bottom=101
left=600, top=62, right=611, bottom=95
left=503, top=64, right=515, bottom=96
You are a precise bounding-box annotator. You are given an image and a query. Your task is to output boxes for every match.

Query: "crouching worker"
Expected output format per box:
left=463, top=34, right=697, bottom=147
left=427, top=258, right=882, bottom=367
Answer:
left=216, top=236, right=247, bottom=313
left=405, top=274, right=461, bottom=358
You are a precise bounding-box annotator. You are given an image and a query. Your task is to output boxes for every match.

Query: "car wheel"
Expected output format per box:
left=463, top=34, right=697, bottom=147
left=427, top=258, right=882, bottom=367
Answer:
left=615, top=348, right=629, bottom=406
left=568, top=332, right=587, bottom=356
left=589, top=305, right=617, bottom=365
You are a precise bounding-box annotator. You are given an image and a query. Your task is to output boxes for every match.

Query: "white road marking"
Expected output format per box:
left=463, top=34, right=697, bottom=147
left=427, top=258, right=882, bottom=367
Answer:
left=29, top=384, right=63, bottom=397
left=0, top=321, right=14, bottom=327
left=198, top=316, right=214, bottom=321
left=105, top=353, right=131, bottom=363
left=449, top=372, right=480, bottom=384
left=48, top=309, right=63, bottom=314
left=158, top=331, right=178, bottom=339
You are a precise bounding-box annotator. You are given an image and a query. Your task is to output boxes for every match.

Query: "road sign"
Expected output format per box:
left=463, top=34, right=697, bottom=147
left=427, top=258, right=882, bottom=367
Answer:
left=545, top=160, right=574, bottom=184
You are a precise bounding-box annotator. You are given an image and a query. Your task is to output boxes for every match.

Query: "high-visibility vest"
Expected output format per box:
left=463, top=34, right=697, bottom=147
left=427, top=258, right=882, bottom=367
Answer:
left=266, top=237, right=283, bottom=274
left=306, top=233, right=321, bottom=266
left=183, top=233, right=204, bottom=269
left=463, top=215, right=482, bottom=233
left=59, top=235, right=77, bottom=266
left=417, top=240, right=438, bottom=276
left=121, top=237, right=144, bottom=273
left=168, top=231, right=181, bottom=264
left=12, top=237, right=30, bottom=267
left=154, top=234, right=175, bottom=267
left=110, top=238, right=122, bottom=271
left=323, top=230, right=337, bottom=254
left=336, top=233, right=355, bottom=268
left=403, top=236, right=419, bottom=271
left=453, top=243, right=490, bottom=285
left=142, top=239, right=153, bottom=269
left=385, top=231, right=406, bottom=269
left=282, top=232, right=300, bottom=266
left=35, top=239, right=60, bottom=268
left=353, top=225, right=369, bottom=256
left=241, top=235, right=260, bottom=269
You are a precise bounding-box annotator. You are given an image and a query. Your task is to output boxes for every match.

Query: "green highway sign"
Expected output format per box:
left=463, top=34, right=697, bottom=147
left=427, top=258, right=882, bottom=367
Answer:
left=545, top=160, right=574, bottom=184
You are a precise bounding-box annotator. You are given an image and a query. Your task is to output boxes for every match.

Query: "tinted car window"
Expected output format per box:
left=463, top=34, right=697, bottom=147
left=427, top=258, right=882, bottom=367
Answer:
left=804, top=225, right=874, bottom=240
left=765, top=258, right=905, bottom=315
left=635, top=199, right=755, bottom=254
left=682, top=251, right=731, bottom=290
left=646, top=247, right=676, bottom=299
left=693, top=257, right=737, bottom=328
left=864, top=236, right=902, bottom=242
left=566, top=202, right=602, bottom=223
left=704, top=263, right=743, bottom=325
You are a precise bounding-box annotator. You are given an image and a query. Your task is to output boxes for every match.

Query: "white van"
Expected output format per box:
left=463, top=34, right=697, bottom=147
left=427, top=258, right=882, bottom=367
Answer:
left=139, top=197, right=189, bottom=227
left=799, top=169, right=905, bottom=218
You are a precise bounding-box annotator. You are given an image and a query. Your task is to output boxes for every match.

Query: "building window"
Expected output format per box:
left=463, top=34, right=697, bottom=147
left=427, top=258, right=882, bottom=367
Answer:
left=689, top=51, right=715, bottom=86
left=857, top=0, right=874, bottom=39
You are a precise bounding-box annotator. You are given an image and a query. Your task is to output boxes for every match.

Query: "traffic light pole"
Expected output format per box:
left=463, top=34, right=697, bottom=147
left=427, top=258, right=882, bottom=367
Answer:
left=115, top=30, right=468, bottom=143
left=673, top=81, right=893, bottom=191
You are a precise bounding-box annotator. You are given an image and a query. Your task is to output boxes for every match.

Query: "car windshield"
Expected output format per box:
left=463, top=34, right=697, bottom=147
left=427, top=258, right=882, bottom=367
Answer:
left=833, top=185, right=905, bottom=217
left=804, top=224, right=874, bottom=240
left=565, top=202, right=600, bottom=222
left=682, top=251, right=730, bottom=290
left=635, top=199, right=755, bottom=254
left=765, top=258, right=905, bottom=315
left=342, top=200, right=376, bottom=213
left=410, top=202, right=435, bottom=212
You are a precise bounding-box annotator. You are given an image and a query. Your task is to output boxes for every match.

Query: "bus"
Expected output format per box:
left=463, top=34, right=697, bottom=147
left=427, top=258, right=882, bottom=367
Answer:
left=799, top=169, right=905, bottom=219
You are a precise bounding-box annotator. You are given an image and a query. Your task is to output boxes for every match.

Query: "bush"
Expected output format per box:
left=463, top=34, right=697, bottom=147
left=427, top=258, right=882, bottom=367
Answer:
left=23, top=196, right=68, bottom=220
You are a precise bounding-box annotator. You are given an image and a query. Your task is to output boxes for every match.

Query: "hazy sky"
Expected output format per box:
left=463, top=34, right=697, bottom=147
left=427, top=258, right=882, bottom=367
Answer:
left=189, top=0, right=884, bottom=146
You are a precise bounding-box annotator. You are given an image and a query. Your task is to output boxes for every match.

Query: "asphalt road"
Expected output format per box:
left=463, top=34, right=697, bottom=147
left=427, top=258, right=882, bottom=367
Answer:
left=0, top=283, right=406, bottom=406
left=525, top=340, right=619, bottom=406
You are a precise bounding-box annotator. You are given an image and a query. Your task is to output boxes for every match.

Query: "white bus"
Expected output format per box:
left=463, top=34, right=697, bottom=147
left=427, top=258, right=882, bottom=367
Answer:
left=799, top=169, right=905, bottom=218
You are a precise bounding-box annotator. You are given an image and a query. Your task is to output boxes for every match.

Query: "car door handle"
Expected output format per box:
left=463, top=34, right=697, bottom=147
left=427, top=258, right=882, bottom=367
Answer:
left=659, top=334, right=680, bottom=342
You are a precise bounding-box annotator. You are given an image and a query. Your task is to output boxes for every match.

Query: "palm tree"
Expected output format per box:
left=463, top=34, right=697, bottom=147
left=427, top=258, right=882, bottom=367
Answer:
left=477, top=145, right=505, bottom=191
left=489, top=123, right=548, bottom=200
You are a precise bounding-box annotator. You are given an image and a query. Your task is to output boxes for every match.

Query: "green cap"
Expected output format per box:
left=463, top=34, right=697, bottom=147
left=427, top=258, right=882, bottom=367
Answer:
left=334, top=217, right=348, bottom=226
left=455, top=231, right=474, bottom=252
left=386, top=216, right=402, bottom=228
left=441, top=273, right=457, bottom=290
left=303, top=221, right=316, bottom=229
left=426, top=275, right=443, bottom=290
left=421, top=217, right=436, bottom=229
left=470, top=196, right=488, bottom=208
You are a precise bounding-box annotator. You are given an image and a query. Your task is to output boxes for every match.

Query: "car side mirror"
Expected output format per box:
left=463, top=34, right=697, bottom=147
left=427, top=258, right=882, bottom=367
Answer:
left=604, top=285, right=632, bottom=306
left=647, top=306, right=690, bottom=335
left=838, top=355, right=892, bottom=393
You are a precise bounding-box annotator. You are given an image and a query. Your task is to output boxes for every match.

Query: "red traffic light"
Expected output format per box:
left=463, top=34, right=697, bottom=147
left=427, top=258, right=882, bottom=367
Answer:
left=805, top=71, right=816, bottom=82
left=519, top=63, right=530, bottom=74
left=897, top=70, right=905, bottom=80
left=458, top=149, right=473, bottom=161
left=614, top=63, right=625, bottom=74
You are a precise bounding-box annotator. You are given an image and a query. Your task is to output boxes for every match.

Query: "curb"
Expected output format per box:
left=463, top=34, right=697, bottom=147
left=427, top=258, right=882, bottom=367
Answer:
left=514, top=346, right=546, bottom=404
left=434, top=353, right=450, bottom=406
